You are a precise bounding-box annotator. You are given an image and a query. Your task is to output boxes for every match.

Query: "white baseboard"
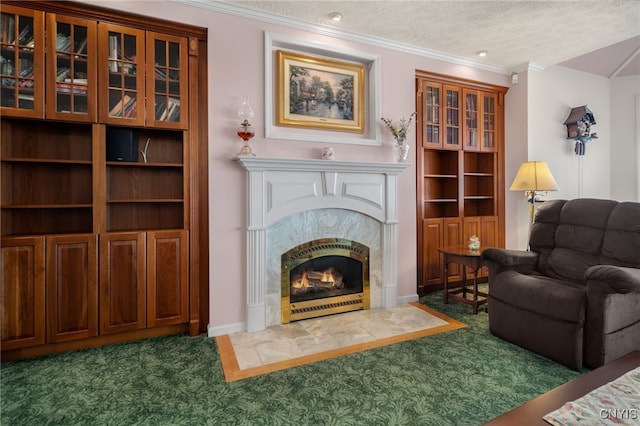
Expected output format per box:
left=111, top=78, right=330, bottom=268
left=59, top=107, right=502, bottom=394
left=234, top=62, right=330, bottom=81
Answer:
left=398, top=293, right=420, bottom=304
left=207, top=321, right=246, bottom=337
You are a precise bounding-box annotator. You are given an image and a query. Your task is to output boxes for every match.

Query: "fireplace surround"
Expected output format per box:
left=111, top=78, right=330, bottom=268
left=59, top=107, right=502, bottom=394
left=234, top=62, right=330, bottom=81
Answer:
left=236, top=157, right=409, bottom=332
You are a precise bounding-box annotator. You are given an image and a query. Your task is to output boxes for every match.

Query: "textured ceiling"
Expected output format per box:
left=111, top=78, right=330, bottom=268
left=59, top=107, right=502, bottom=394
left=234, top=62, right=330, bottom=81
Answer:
left=223, top=0, right=640, bottom=76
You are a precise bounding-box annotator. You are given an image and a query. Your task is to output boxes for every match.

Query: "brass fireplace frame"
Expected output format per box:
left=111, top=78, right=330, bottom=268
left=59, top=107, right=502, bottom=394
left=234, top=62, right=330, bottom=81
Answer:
left=281, top=238, right=370, bottom=323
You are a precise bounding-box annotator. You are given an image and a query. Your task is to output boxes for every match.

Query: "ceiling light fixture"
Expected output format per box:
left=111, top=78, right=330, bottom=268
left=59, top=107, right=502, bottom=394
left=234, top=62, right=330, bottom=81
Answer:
left=329, top=12, right=343, bottom=22
left=476, top=50, right=488, bottom=58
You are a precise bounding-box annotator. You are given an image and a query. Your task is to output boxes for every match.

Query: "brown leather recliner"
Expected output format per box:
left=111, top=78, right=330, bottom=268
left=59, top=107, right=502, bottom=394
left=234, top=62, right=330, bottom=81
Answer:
left=481, top=198, right=640, bottom=370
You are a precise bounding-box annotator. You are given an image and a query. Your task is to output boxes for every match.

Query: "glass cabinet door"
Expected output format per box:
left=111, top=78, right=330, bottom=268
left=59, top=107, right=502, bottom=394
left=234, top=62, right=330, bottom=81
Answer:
left=444, top=85, right=461, bottom=150
left=482, top=93, right=497, bottom=152
left=0, top=5, right=44, bottom=118
left=98, top=23, right=144, bottom=126
left=46, top=14, right=96, bottom=121
left=146, top=32, right=187, bottom=129
left=421, top=81, right=441, bottom=148
left=463, top=89, right=479, bottom=151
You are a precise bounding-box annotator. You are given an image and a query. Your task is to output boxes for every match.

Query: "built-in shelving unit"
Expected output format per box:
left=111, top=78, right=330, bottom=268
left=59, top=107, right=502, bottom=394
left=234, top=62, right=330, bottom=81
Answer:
left=416, top=71, right=508, bottom=295
left=0, top=1, right=208, bottom=362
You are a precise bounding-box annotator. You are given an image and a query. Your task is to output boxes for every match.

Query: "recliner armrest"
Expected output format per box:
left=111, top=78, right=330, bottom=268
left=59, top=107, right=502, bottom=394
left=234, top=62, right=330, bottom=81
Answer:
left=481, top=248, right=538, bottom=269
left=586, top=265, right=640, bottom=293
left=481, top=248, right=539, bottom=277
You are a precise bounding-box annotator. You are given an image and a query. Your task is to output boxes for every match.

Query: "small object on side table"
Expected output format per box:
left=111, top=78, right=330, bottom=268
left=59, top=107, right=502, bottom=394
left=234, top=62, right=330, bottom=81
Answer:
left=438, top=245, right=487, bottom=314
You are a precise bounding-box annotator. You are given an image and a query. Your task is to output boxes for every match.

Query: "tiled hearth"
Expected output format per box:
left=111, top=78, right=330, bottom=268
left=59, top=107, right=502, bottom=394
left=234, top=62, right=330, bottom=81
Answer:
left=236, top=157, right=409, bottom=332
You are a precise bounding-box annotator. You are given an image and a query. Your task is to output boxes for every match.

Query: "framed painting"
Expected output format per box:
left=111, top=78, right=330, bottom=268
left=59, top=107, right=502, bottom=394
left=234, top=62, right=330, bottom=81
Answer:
left=276, top=50, right=365, bottom=133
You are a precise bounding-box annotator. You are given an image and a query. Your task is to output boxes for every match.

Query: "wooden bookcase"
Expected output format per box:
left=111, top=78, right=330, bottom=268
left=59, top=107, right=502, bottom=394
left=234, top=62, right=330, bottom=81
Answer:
left=0, top=1, right=208, bottom=361
left=416, top=71, right=508, bottom=295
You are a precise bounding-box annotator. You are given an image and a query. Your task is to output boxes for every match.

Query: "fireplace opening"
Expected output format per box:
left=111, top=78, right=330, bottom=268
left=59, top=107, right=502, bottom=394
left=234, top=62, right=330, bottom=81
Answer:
left=281, top=238, right=370, bottom=323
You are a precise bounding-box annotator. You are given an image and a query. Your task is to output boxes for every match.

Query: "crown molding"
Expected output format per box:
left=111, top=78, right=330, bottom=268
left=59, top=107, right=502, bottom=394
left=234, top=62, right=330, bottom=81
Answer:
left=174, top=0, right=511, bottom=75
left=512, top=62, right=546, bottom=73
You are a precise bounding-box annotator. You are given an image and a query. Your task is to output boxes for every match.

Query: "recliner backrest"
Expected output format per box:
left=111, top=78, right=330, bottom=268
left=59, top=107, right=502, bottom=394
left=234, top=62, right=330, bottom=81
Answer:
left=529, top=198, right=621, bottom=283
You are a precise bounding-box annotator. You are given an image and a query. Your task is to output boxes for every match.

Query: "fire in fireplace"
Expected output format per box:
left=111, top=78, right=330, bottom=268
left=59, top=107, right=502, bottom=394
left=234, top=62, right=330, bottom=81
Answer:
left=281, top=238, right=370, bottom=323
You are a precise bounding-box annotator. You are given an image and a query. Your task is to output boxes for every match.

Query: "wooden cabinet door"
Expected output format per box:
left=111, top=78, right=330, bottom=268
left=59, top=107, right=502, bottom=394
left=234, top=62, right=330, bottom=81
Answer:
left=145, top=32, right=188, bottom=129
left=147, top=230, right=188, bottom=327
left=46, top=234, right=97, bottom=342
left=481, top=93, right=498, bottom=152
left=418, top=80, right=443, bottom=149
left=1, top=236, right=45, bottom=350
left=420, top=218, right=463, bottom=288
left=443, top=85, right=462, bottom=150
left=99, top=232, right=146, bottom=335
left=463, top=88, right=480, bottom=151
left=0, top=5, right=44, bottom=119
left=45, top=13, right=97, bottom=122
left=97, top=23, right=145, bottom=126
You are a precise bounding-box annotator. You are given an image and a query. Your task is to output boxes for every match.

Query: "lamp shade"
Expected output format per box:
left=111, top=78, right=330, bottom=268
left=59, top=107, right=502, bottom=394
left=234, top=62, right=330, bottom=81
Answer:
left=509, top=161, right=559, bottom=191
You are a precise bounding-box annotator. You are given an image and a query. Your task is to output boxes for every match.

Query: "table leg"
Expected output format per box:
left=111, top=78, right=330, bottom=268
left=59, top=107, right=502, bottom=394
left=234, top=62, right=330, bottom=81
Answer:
left=462, top=265, right=468, bottom=298
left=472, top=269, right=479, bottom=314
left=443, top=259, right=449, bottom=304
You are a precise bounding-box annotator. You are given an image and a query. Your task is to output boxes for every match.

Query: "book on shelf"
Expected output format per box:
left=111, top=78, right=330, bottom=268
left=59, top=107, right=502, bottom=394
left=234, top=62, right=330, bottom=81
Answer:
left=109, top=94, right=137, bottom=118
left=56, top=33, right=71, bottom=52
left=75, top=38, right=88, bottom=55
left=1, top=14, right=15, bottom=44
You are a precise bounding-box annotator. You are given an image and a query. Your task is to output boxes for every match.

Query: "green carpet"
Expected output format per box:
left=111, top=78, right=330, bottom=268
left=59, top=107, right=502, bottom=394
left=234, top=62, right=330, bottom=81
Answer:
left=1, top=287, right=585, bottom=425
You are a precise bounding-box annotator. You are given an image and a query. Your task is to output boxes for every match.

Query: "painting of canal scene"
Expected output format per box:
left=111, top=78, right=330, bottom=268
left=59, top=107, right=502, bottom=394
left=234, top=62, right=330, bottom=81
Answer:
left=276, top=50, right=365, bottom=133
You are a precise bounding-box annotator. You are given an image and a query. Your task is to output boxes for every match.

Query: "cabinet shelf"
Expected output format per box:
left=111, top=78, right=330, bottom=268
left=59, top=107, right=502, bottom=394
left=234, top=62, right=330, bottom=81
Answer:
left=2, top=157, right=92, bottom=165
left=426, top=199, right=458, bottom=203
left=107, top=199, right=183, bottom=203
left=106, top=161, right=182, bottom=168
left=463, top=172, right=493, bottom=177
left=464, top=195, right=494, bottom=200
left=425, top=174, right=457, bottom=179
left=2, top=204, right=92, bottom=209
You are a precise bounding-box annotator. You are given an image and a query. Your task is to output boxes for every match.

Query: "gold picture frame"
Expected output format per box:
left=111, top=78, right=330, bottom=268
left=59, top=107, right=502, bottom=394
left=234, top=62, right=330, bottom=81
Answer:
left=276, top=50, right=365, bottom=133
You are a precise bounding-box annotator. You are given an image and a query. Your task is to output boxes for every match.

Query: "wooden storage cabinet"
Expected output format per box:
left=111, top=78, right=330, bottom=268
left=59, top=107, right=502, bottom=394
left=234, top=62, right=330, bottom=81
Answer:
left=99, top=230, right=187, bottom=334
left=99, top=232, right=146, bottom=335
left=417, top=71, right=507, bottom=295
left=1, top=234, right=97, bottom=348
left=1, top=237, right=46, bottom=350
left=147, top=230, right=189, bottom=327
left=46, top=234, right=98, bottom=343
left=1, top=1, right=207, bottom=361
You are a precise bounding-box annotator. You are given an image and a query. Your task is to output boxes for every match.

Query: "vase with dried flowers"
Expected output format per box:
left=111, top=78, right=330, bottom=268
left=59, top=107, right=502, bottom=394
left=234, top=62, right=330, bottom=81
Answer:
left=381, top=112, right=416, bottom=162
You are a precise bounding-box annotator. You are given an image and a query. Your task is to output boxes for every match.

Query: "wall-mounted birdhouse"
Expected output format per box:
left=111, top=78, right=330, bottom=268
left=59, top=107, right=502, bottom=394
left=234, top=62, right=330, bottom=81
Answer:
left=564, top=105, right=598, bottom=155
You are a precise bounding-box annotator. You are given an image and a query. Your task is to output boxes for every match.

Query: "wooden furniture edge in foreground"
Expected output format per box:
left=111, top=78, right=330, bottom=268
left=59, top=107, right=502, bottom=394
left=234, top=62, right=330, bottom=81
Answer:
left=483, top=351, right=640, bottom=425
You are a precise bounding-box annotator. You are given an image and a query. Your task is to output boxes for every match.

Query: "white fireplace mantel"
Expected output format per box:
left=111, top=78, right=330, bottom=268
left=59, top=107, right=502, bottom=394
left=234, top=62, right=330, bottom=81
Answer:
left=236, top=156, right=409, bottom=332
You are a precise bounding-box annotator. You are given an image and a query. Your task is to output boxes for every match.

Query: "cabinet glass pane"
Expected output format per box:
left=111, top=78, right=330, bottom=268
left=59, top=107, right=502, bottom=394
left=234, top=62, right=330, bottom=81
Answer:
left=425, top=86, right=439, bottom=144
left=483, top=95, right=496, bottom=150
left=153, top=39, right=181, bottom=123
left=107, top=31, right=139, bottom=119
left=54, top=21, right=89, bottom=115
left=465, top=92, right=478, bottom=148
left=445, top=89, right=460, bottom=147
left=1, top=13, right=35, bottom=110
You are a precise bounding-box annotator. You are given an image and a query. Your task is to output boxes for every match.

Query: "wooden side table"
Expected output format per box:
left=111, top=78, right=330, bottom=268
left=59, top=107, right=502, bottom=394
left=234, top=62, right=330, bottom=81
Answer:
left=438, top=246, right=488, bottom=314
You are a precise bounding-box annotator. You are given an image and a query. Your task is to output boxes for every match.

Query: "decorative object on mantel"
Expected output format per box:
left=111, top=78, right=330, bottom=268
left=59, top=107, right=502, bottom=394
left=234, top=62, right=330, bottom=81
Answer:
left=381, top=112, right=416, bottom=163
left=510, top=161, right=559, bottom=248
left=564, top=105, right=598, bottom=156
left=236, top=97, right=256, bottom=157
left=321, top=147, right=335, bottom=160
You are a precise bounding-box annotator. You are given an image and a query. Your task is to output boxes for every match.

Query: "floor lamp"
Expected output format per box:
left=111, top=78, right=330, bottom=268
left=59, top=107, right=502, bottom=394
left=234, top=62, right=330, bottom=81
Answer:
left=510, top=161, right=559, bottom=248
